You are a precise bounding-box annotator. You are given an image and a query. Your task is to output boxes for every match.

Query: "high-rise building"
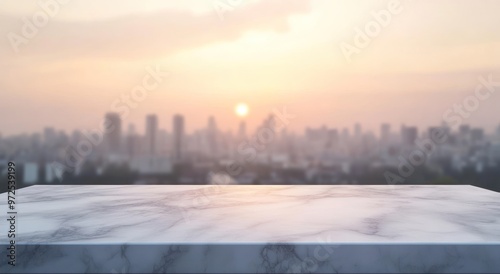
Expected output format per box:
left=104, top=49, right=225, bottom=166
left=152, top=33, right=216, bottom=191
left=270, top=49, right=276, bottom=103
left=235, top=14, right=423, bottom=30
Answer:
left=326, top=129, right=339, bottom=148
left=173, top=114, right=185, bottom=161
left=207, top=116, right=218, bottom=157
left=259, top=114, right=275, bottom=130
left=237, top=121, right=247, bottom=140
left=341, top=128, right=350, bottom=143
left=145, top=114, right=158, bottom=156
left=158, top=129, right=169, bottom=155
left=459, top=125, right=470, bottom=136
left=126, top=123, right=140, bottom=158
left=401, top=125, right=418, bottom=146
left=43, top=127, right=57, bottom=147
left=305, top=128, right=314, bottom=141
left=128, top=123, right=136, bottom=135
left=470, top=128, right=484, bottom=143
left=70, top=130, right=83, bottom=145
left=427, top=127, right=440, bottom=138
left=457, top=124, right=471, bottom=144
left=354, top=123, right=362, bottom=138
left=104, top=113, right=122, bottom=154
left=380, top=124, right=391, bottom=143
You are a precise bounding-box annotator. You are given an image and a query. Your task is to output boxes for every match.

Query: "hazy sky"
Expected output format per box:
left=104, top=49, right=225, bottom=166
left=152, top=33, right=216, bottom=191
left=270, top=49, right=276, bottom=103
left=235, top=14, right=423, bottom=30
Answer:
left=1, top=0, right=499, bottom=136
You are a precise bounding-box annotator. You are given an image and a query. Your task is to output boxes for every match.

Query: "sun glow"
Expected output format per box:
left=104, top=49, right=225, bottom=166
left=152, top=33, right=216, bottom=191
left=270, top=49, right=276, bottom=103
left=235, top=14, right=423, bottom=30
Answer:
left=235, top=103, right=249, bottom=117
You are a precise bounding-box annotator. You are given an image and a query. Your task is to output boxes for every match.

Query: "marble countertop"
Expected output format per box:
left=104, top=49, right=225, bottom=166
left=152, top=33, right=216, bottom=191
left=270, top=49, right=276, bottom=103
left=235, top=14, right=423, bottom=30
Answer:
left=1, top=185, right=499, bottom=244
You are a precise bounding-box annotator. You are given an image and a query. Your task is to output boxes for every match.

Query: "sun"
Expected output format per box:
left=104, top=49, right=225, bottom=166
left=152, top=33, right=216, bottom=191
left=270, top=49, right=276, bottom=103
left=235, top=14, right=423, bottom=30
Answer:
left=235, top=103, right=249, bottom=117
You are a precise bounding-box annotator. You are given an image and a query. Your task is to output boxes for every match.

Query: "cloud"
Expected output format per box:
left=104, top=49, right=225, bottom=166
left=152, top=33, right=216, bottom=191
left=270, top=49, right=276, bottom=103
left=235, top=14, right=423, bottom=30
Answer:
left=0, top=0, right=311, bottom=60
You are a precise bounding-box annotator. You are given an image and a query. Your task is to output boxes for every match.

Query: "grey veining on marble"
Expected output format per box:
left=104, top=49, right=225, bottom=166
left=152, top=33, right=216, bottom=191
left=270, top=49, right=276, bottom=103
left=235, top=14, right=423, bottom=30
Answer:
left=1, top=185, right=499, bottom=273
left=1, top=185, right=499, bottom=244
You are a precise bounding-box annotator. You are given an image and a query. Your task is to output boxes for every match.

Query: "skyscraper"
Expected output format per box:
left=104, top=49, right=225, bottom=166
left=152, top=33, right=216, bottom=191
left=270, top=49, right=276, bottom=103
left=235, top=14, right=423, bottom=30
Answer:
left=470, top=128, right=484, bottom=143
left=459, top=125, right=471, bottom=136
left=380, top=123, right=391, bottom=143
left=354, top=123, right=362, bottom=139
left=104, top=113, right=122, bottom=154
left=158, top=129, right=169, bottom=156
left=427, top=127, right=440, bottom=139
left=401, top=125, right=418, bottom=146
left=326, top=129, right=339, bottom=148
left=128, top=123, right=136, bottom=135
left=145, top=114, right=158, bottom=156
left=207, top=116, right=218, bottom=157
left=237, top=121, right=247, bottom=140
left=173, top=114, right=184, bottom=161
left=126, top=123, right=140, bottom=159
left=43, top=127, right=57, bottom=147
left=341, top=128, right=350, bottom=143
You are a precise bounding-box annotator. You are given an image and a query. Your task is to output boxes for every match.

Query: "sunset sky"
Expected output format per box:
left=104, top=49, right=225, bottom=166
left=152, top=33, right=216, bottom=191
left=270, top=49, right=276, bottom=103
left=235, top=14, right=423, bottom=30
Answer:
left=1, top=0, right=499, bottom=136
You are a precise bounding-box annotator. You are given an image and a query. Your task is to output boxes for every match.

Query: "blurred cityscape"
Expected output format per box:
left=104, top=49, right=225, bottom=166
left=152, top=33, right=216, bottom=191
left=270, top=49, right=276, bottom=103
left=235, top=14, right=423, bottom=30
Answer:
left=1, top=112, right=500, bottom=193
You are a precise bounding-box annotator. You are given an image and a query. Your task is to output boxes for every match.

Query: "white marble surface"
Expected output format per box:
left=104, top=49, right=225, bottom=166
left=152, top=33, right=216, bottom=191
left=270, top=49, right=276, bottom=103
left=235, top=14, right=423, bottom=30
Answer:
left=1, top=185, right=499, bottom=244
left=1, top=185, right=500, bottom=273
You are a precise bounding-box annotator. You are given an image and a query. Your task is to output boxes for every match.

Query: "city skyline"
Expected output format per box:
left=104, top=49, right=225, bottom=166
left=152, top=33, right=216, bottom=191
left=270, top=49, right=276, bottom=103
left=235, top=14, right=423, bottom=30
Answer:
left=2, top=111, right=500, bottom=140
left=1, top=2, right=500, bottom=273
left=1, top=0, right=500, bottom=135
left=2, top=109, right=499, bottom=191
